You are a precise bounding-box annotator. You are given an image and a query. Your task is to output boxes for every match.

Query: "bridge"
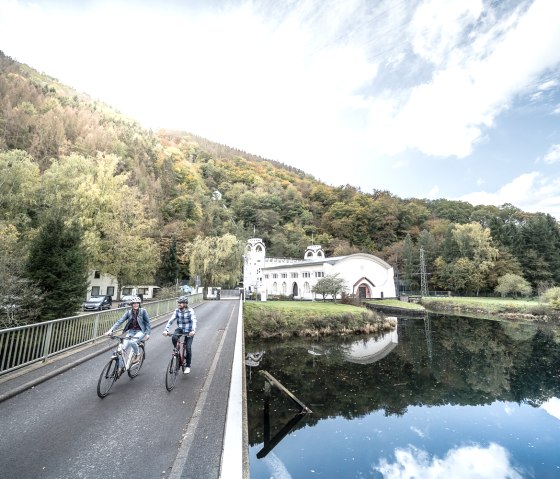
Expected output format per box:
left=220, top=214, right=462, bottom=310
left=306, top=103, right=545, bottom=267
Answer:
left=0, top=295, right=248, bottom=479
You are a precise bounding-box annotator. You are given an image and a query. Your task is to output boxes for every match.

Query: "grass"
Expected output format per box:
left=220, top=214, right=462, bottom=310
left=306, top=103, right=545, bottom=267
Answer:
left=420, top=296, right=556, bottom=321
left=243, top=301, right=396, bottom=338
left=367, top=299, right=426, bottom=311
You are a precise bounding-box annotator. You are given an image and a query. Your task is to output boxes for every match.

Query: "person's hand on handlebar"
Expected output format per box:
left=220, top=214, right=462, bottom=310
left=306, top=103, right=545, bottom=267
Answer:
left=188, top=331, right=195, bottom=337
left=162, top=330, right=169, bottom=336
left=144, top=334, right=150, bottom=341
left=105, top=330, right=113, bottom=337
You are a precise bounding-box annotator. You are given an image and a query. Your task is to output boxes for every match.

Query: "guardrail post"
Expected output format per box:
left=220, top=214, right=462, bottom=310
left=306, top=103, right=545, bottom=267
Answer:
left=42, top=322, right=53, bottom=363
left=92, top=314, right=100, bottom=344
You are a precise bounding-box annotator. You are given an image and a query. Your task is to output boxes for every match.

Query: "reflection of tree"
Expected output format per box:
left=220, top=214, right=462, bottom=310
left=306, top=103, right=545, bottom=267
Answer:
left=246, top=318, right=560, bottom=447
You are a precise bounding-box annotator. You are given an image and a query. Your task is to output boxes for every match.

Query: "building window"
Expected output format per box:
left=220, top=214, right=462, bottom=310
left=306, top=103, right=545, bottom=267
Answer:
left=282, top=282, right=287, bottom=294
left=256, top=245, right=262, bottom=252
left=273, top=282, right=278, bottom=293
left=315, top=272, right=324, bottom=278
left=264, top=274, right=269, bottom=279
left=107, top=286, right=115, bottom=297
left=94, top=271, right=101, bottom=279
left=281, top=273, right=287, bottom=278
left=304, top=282, right=310, bottom=293
left=273, top=273, right=278, bottom=279
left=302, top=272, right=310, bottom=278
left=91, top=286, right=100, bottom=296
left=291, top=273, right=298, bottom=278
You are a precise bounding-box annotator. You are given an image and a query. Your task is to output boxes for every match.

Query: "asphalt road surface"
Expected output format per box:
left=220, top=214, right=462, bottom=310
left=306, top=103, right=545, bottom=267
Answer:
left=0, top=300, right=240, bottom=479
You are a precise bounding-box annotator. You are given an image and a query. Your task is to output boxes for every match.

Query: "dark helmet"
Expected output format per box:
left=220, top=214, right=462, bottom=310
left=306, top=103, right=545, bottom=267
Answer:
left=178, top=295, right=189, bottom=305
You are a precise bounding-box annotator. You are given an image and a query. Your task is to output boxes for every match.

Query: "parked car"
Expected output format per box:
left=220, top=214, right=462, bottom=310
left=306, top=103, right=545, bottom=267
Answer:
left=82, top=295, right=112, bottom=311
left=118, top=295, right=136, bottom=308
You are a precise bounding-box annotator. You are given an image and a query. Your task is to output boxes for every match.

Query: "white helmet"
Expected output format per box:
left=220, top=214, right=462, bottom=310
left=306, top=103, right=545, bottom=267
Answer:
left=129, top=296, right=142, bottom=305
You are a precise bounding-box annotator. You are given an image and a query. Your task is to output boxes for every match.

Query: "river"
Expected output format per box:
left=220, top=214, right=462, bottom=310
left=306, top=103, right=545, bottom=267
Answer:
left=246, top=314, right=560, bottom=478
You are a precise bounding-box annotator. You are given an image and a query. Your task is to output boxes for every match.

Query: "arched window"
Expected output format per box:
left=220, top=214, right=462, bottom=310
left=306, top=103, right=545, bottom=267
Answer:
left=282, top=282, right=287, bottom=295
left=304, top=282, right=310, bottom=293
left=317, top=251, right=324, bottom=257
left=305, top=251, right=313, bottom=258
left=256, top=245, right=262, bottom=252
left=272, top=282, right=278, bottom=293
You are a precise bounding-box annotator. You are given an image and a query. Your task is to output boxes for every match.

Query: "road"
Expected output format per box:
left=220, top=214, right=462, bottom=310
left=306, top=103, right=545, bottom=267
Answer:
left=0, top=300, right=240, bottom=479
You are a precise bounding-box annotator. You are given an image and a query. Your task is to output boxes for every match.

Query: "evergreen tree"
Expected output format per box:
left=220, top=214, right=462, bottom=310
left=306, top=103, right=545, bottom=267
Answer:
left=158, top=237, right=179, bottom=287
left=26, top=215, right=89, bottom=321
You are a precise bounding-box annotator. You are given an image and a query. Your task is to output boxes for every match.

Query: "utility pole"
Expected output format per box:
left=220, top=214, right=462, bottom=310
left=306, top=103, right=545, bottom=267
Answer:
left=420, top=247, right=428, bottom=297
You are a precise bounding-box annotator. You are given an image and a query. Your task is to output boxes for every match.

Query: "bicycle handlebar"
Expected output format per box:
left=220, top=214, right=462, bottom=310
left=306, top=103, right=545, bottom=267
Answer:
left=108, top=334, right=145, bottom=343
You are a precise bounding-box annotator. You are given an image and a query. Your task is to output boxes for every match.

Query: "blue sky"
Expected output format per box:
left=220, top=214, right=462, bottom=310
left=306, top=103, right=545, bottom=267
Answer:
left=1, top=0, right=560, bottom=217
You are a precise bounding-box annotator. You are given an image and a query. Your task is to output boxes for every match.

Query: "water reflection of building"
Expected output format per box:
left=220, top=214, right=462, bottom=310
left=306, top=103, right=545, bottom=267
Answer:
left=343, top=328, right=398, bottom=364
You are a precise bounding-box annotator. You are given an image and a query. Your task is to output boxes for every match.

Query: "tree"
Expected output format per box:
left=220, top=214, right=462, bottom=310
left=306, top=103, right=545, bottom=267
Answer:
left=543, top=287, right=560, bottom=309
left=186, top=234, right=243, bottom=291
left=0, top=223, right=43, bottom=327
left=40, top=153, right=159, bottom=288
left=312, top=274, right=348, bottom=302
left=26, top=215, right=89, bottom=321
left=494, top=274, right=532, bottom=298
left=0, top=150, right=40, bottom=230
left=158, top=237, right=179, bottom=287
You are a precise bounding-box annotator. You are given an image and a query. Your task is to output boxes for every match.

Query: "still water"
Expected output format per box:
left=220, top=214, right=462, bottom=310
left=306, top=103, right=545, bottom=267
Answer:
left=245, top=315, right=560, bottom=479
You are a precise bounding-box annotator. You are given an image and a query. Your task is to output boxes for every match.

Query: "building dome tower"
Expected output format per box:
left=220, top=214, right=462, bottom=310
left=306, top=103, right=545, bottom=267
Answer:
left=243, top=238, right=266, bottom=294
left=304, top=244, right=324, bottom=260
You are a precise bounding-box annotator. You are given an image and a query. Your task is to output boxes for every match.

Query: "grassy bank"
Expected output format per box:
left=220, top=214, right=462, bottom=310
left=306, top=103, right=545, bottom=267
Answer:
left=367, top=299, right=426, bottom=311
left=420, top=296, right=560, bottom=322
left=244, top=301, right=396, bottom=338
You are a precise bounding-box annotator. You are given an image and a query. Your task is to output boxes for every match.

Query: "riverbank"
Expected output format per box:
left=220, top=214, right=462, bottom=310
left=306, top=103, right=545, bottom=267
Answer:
left=243, top=301, right=396, bottom=338
left=420, top=297, right=560, bottom=323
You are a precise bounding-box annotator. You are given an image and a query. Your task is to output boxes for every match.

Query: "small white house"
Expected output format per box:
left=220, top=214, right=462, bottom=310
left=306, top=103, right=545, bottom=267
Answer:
left=120, top=285, right=161, bottom=301
left=86, top=270, right=118, bottom=300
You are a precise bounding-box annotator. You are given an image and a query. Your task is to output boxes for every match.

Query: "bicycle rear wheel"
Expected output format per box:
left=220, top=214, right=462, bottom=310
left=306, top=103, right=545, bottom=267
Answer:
left=165, top=355, right=179, bottom=391
left=128, top=345, right=145, bottom=378
left=97, top=357, right=118, bottom=398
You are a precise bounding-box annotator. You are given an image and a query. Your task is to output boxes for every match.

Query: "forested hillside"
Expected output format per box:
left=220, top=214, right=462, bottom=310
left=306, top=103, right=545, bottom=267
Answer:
left=2, top=50, right=560, bottom=324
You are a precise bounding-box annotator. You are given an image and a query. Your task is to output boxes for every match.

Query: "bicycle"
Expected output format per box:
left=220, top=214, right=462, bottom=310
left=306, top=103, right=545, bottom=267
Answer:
left=97, top=335, right=146, bottom=398
left=165, top=333, right=189, bottom=391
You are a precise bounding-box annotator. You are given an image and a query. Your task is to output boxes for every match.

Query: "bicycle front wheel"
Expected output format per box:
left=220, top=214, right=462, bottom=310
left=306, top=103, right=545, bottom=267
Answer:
left=128, top=345, right=145, bottom=378
left=165, top=355, right=179, bottom=391
left=97, top=357, right=118, bottom=398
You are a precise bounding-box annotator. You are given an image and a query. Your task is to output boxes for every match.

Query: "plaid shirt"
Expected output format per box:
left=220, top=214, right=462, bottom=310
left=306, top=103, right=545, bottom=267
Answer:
left=165, top=307, right=197, bottom=334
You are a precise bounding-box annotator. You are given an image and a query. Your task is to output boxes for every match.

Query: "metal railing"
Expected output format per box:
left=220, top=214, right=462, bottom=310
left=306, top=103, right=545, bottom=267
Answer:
left=0, top=293, right=203, bottom=376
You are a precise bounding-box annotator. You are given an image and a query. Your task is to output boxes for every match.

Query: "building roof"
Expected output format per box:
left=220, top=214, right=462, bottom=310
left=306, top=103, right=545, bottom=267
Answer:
left=263, top=252, right=393, bottom=271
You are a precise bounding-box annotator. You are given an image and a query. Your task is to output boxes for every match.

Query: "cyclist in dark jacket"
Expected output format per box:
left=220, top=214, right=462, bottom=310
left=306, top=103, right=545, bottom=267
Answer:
left=163, top=296, right=196, bottom=374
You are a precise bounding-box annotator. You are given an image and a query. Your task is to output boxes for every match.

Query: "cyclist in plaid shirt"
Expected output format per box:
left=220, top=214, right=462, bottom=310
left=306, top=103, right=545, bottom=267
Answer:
left=163, top=296, right=197, bottom=374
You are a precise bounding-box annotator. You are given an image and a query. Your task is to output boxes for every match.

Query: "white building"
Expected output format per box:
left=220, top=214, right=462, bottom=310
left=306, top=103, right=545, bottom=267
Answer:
left=243, top=238, right=396, bottom=300
left=86, top=270, right=118, bottom=300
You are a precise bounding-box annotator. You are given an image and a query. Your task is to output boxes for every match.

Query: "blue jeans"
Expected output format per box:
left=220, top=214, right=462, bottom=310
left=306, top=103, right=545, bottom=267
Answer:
left=124, top=330, right=143, bottom=355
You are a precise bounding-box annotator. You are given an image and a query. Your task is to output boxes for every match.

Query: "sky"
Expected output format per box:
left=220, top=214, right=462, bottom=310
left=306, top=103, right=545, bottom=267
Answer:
left=1, top=0, right=560, bottom=217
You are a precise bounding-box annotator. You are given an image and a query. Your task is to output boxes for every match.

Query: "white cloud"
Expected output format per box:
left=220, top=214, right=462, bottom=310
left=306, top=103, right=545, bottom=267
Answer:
left=366, top=0, right=560, bottom=158
left=374, top=443, right=524, bottom=479
left=541, top=397, right=560, bottom=421
left=459, top=172, right=560, bottom=217
left=543, top=144, right=560, bottom=164
left=427, top=185, right=440, bottom=198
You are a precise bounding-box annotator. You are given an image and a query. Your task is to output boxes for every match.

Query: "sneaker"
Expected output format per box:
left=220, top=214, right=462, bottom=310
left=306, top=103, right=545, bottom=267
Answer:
left=131, top=353, right=141, bottom=364
left=184, top=367, right=190, bottom=374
